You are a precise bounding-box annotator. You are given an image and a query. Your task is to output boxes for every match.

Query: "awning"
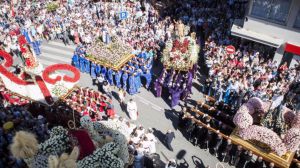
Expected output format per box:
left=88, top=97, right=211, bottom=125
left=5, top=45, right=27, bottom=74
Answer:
left=231, top=24, right=284, bottom=48
left=285, top=42, right=300, bottom=56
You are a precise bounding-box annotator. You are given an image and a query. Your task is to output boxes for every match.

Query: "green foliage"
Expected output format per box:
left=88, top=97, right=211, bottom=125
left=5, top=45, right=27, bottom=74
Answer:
left=46, top=3, right=59, bottom=12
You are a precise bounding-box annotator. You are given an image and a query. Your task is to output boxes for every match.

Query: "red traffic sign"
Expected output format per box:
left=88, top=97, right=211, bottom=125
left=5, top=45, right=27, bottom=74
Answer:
left=226, top=45, right=236, bottom=54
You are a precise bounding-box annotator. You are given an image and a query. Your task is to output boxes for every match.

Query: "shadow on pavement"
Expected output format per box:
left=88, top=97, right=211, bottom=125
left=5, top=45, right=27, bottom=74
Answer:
left=192, top=155, right=206, bottom=168
left=152, top=128, right=167, bottom=149
left=164, top=109, right=179, bottom=130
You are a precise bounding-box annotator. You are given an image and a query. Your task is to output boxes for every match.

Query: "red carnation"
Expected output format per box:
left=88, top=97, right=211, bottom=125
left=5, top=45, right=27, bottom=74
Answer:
left=18, top=35, right=27, bottom=46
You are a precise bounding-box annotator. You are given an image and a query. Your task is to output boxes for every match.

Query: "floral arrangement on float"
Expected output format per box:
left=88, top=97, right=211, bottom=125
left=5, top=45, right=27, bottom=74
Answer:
left=10, top=116, right=128, bottom=168
left=86, top=36, right=134, bottom=70
left=162, top=32, right=199, bottom=71
left=0, top=35, right=80, bottom=105
left=232, top=97, right=300, bottom=157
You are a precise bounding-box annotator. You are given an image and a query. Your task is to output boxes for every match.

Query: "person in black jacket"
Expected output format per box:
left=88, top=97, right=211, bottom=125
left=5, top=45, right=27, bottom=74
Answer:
left=190, top=123, right=201, bottom=146
left=230, top=145, right=243, bottom=166
left=254, top=156, right=265, bottom=168
left=202, top=126, right=212, bottom=151
left=211, top=133, right=223, bottom=157
left=196, top=125, right=206, bottom=147
left=241, top=151, right=253, bottom=168
left=164, top=129, right=175, bottom=151
left=219, top=139, right=233, bottom=162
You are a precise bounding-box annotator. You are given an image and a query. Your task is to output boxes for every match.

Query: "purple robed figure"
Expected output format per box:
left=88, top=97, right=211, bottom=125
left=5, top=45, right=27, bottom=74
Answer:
left=169, top=86, right=184, bottom=108
left=154, top=68, right=166, bottom=97
left=191, top=64, right=197, bottom=78
left=186, top=70, right=193, bottom=93
left=154, top=79, right=162, bottom=97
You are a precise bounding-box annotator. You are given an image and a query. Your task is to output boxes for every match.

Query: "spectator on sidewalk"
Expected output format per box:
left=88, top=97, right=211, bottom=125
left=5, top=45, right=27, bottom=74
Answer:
left=164, top=129, right=175, bottom=151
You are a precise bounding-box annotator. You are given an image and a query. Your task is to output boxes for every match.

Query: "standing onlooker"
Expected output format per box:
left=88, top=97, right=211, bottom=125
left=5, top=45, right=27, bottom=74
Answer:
left=102, top=81, right=112, bottom=98
left=127, top=99, right=138, bottom=121
left=164, top=129, right=175, bottom=151
left=118, top=88, right=126, bottom=108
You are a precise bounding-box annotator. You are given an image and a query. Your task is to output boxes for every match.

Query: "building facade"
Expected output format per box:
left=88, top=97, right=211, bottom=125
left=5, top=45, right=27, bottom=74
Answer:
left=231, top=0, right=300, bottom=67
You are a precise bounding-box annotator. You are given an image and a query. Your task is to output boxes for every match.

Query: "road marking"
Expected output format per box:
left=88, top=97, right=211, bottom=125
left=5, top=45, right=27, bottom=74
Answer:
left=40, top=52, right=71, bottom=63
left=136, top=94, right=163, bottom=111
left=45, top=41, right=76, bottom=50
left=151, top=105, right=162, bottom=112
left=41, top=45, right=73, bottom=56
left=138, top=98, right=150, bottom=105
left=39, top=59, right=57, bottom=66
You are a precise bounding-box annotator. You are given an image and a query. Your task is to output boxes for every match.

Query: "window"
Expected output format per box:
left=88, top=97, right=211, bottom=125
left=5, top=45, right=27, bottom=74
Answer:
left=251, top=0, right=292, bottom=25
left=294, top=11, right=300, bottom=29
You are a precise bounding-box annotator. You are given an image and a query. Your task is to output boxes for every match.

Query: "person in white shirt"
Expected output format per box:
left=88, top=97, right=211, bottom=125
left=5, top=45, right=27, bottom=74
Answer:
left=127, top=99, right=138, bottom=120
left=145, top=128, right=157, bottom=143
left=136, top=126, right=145, bottom=138
left=131, top=132, right=140, bottom=145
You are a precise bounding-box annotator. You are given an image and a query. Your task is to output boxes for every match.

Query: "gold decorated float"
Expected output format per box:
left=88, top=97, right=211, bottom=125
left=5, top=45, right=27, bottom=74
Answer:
left=86, top=36, right=134, bottom=71
left=230, top=129, right=294, bottom=168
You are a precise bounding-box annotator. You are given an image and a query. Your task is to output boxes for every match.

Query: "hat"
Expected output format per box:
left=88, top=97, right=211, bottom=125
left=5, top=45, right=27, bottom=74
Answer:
left=3, top=121, right=14, bottom=131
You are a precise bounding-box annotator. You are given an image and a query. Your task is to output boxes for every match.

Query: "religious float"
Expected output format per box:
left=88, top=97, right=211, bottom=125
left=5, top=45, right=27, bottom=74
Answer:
left=231, top=97, right=300, bottom=168
left=10, top=116, right=129, bottom=168
left=0, top=35, right=80, bottom=105
left=162, top=32, right=199, bottom=71
left=154, top=24, right=200, bottom=107
left=85, top=36, right=134, bottom=71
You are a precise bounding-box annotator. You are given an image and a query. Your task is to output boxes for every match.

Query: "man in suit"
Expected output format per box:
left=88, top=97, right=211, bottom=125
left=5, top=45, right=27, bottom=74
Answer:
left=219, top=139, right=233, bottom=162
left=211, top=133, right=223, bottom=157
left=164, top=129, right=175, bottom=151
left=230, top=145, right=243, bottom=166
left=254, top=156, right=264, bottom=168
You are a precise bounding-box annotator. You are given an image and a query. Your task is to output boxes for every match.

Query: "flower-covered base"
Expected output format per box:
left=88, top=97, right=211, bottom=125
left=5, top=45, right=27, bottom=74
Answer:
left=230, top=129, right=294, bottom=168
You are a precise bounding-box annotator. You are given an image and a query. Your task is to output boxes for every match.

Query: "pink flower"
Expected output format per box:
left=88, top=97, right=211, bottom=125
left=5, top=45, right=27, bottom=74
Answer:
left=245, top=103, right=255, bottom=115
left=283, top=128, right=300, bottom=152
left=292, top=112, right=300, bottom=128
left=233, top=112, right=253, bottom=129
left=284, top=110, right=296, bottom=126
left=247, top=97, right=264, bottom=112
left=238, top=125, right=287, bottom=156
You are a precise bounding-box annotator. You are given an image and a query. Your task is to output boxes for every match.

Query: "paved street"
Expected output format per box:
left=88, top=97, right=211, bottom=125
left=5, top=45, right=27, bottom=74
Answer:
left=37, top=41, right=233, bottom=168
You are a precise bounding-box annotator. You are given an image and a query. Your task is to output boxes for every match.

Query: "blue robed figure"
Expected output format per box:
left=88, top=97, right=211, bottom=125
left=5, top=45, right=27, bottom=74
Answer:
left=129, top=74, right=137, bottom=95
left=90, top=62, right=97, bottom=79
left=134, top=70, right=142, bottom=93
left=122, top=71, right=128, bottom=91
left=101, top=66, right=107, bottom=80
left=95, top=64, right=101, bottom=76
left=71, top=54, right=80, bottom=69
left=107, top=68, right=114, bottom=86
left=142, top=69, right=152, bottom=89
left=115, top=70, right=122, bottom=88
left=21, top=29, right=32, bottom=43
left=85, top=59, right=91, bottom=73
left=79, top=56, right=85, bottom=72
left=31, top=40, right=41, bottom=56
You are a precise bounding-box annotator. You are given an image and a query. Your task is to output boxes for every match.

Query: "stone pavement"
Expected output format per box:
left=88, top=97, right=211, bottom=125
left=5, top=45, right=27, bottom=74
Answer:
left=36, top=41, right=233, bottom=168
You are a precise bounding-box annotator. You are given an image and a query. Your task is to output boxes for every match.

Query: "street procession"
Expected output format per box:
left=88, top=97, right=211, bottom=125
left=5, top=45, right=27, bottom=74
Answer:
left=0, top=0, right=300, bottom=168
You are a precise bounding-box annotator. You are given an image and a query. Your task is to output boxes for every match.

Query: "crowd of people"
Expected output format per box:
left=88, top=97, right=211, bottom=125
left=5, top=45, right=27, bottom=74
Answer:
left=0, top=0, right=300, bottom=167
left=64, top=86, right=116, bottom=120
left=203, top=38, right=300, bottom=110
